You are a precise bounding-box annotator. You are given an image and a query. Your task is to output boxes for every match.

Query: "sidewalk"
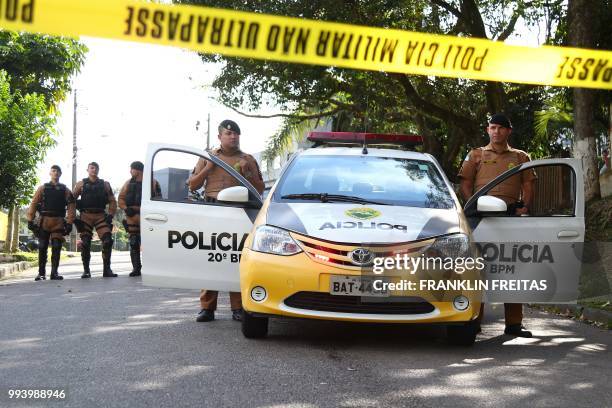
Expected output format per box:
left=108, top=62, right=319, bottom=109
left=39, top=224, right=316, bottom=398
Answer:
left=0, top=261, right=32, bottom=279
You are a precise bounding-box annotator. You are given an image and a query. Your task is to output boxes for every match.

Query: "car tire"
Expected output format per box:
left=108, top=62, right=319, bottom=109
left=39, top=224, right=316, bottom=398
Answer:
left=447, top=320, right=478, bottom=346
left=241, top=311, right=269, bottom=338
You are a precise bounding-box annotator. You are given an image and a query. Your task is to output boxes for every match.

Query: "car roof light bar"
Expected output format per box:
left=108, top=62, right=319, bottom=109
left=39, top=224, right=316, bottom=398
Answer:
left=307, top=132, right=423, bottom=148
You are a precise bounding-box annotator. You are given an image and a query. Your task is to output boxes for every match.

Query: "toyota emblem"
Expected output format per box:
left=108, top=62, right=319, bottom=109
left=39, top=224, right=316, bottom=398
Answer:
left=349, top=248, right=374, bottom=266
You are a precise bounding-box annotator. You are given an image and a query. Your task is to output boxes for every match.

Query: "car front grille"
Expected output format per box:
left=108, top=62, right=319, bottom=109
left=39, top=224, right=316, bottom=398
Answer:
left=291, top=233, right=434, bottom=270
left=283, top=291, right=435, bottom=315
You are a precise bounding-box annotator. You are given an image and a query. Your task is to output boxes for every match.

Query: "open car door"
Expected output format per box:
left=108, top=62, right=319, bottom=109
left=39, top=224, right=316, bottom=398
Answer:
left=464, top=158, right=585, bottom=303
left=140, top=144, right=263, bottom=290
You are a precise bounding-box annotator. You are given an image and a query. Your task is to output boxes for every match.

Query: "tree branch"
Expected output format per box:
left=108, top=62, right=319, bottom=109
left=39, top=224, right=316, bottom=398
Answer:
left=496, top=2, right=533, bottom=41
left=392, top=74, right=476, bottom=134
left=224, top=104, right=341, bottom=120
left=496, top=12, right=520, bottom=41
left=429, top=0, right=462, bottom=19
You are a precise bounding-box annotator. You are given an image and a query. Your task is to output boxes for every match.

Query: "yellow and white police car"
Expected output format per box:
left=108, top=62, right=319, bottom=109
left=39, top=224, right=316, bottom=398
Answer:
left=141, top=132, right=584, bottom=346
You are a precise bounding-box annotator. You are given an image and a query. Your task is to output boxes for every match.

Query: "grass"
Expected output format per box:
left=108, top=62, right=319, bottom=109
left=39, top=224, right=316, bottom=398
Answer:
left=579, top=300, right=612, bottom=313
left=3, top=251, right=71, bottom=266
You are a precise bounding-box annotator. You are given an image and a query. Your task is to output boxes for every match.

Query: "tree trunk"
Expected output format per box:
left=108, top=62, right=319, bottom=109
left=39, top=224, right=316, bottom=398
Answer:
left=10, top=207, right=20, bottom=252
left=4, top=206, right=15, bottom=254
left=569, top=0, right=601, bottom=201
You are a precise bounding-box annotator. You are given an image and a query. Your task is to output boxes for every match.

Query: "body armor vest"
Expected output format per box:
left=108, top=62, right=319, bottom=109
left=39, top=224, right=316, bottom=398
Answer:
left=125, top=179, right=142, bottom=207
left=81, top=178, right=108, bottom=210
left=41, top=183, right=67, bottom=217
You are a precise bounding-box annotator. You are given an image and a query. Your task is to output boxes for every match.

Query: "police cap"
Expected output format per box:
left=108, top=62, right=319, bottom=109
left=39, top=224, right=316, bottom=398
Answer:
left=489, top=113, right=512, bottom=129
left=219, top=119, right=241, bottom=135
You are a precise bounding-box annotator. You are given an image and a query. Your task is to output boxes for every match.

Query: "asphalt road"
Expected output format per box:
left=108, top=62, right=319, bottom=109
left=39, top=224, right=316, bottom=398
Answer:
left=0, top=253, right=610, bottom=408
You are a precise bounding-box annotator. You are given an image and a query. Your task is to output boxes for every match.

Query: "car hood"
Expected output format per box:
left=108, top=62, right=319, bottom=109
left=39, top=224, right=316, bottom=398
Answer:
left=266, top=202, right=461, bottom=244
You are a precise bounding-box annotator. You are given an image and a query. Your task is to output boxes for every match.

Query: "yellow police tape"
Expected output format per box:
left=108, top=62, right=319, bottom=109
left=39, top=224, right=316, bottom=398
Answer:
left=1, top=0, right=611, bottom=89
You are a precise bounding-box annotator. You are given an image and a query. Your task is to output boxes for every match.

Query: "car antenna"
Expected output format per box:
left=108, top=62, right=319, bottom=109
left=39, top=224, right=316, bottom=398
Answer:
left=362, top=95, right=369, bottom=155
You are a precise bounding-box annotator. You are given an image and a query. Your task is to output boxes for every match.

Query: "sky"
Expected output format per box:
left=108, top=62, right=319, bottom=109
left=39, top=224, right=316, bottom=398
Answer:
left=37, top=37, right=283, bottom=190
left=36, top=12, right=550, bottom=190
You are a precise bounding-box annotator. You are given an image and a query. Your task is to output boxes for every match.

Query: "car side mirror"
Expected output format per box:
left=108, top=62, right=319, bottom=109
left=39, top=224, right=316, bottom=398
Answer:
left=217, top=186, right=249, bottom=203
left=477, top=195, right=507, bottom=215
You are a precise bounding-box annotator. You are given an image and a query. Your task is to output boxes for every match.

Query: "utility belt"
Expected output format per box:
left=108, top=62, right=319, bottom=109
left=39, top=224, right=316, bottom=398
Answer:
left=39, top=210, right=65, bottom=217
left=80, top=208, right=105, bottom=214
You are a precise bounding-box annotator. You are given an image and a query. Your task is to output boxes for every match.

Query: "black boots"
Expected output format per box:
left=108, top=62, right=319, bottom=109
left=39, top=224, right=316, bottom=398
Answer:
left=49, top=240, right=63, bottom=280
left=35, top=239, right=48, bottom=281
left=128, top=235, right=141, bottom=277
left=129, top=247, right=141, bottom=277
left=101, top=235, right=117, bottom=278
left=102, top=247, right=117, bottom=277
left=232, top=309, right=243, bottom=321
left=504, top=324, right=533, bottom=338
left=81, top=245, right=91, bottom=278
left=196, top=309, right=215, bottom=322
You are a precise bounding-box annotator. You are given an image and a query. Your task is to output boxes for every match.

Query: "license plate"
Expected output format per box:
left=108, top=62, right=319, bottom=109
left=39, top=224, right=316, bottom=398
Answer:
left=329, top=276, right=389, bottom=297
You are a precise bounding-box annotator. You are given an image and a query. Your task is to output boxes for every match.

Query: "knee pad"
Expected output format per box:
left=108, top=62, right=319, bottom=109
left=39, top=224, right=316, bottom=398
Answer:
left=129, top=234, right=141, bottom=248
left=81, top=235, right=92, bottom=250
left=101, top=233, right=113, bottom=250
left=39, top=236, right=50, bottom=248
left=51, top=239, right=63, bottom=250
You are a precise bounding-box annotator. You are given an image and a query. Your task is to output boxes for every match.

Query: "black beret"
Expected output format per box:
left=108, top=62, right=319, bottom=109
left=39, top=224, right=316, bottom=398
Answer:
left=219, top=119, right=241, bottom=135
left=489, top=113, right=512, bottom=129
left=130, top=161, right=144, bottom=171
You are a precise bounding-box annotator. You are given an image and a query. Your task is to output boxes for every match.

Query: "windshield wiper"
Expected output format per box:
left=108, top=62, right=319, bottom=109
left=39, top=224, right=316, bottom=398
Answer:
left=281, top=193, right=387, bottom=205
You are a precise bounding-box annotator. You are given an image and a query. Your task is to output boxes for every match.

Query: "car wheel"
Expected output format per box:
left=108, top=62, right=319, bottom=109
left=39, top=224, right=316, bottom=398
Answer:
left=447, top=320, right=478, bottom=346
left=241, top=310, right=268, bottom=338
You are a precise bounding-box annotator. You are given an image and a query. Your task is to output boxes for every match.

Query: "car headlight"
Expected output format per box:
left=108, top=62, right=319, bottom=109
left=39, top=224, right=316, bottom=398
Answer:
left=425, top=233, right=473, bottom=259
left=251, top=225, right=303, bottom=256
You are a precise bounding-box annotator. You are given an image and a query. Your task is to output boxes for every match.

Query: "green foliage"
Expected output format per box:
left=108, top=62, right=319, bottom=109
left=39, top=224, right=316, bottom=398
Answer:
left=180, top=0, right=570, bottom=176
left=0, top=31, right=86, bottom=208
left=0, top=31, right=87, bottom=111
left=0, top=71, right=56, bottom=208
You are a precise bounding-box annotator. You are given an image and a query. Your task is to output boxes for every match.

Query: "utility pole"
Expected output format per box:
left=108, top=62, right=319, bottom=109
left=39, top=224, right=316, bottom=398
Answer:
left=70, top=90, right=78, bottom=252
left=206, top=112, right=211, bottom=149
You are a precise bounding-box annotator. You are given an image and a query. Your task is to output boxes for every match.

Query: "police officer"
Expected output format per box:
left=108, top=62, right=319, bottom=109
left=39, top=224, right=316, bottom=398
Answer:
left=458, top=113, right=536, bottom=338
left=72, top=162, right=118, bottom=278
left=118, top=161, right=162, bottom=277
left=189, top=119, right=265, bottom=322
left=26, top=165, right=76, bottom=281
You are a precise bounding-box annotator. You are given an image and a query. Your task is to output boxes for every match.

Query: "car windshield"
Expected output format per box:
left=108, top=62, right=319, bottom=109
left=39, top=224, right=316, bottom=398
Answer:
left=275, top=155, right=455, bottom=209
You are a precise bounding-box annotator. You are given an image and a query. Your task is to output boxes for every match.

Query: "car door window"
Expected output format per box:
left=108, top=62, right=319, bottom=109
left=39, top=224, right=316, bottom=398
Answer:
left=151, top=149, right=260, bottom=208
left=466, top=163, right=576, bottom=217
left=529, top=165, right=575, bottom=216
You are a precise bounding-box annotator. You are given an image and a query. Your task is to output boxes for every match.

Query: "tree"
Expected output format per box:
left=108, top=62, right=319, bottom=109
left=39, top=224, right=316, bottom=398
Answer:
left=0, top=31, right=87, bottom=110
left=0, top=71, right=55, bottom=251
left=568, top=0, right=606, bottom=201
left=180, top=0, right=565, bottom=176
left=0, top=32, right=87, bottom=252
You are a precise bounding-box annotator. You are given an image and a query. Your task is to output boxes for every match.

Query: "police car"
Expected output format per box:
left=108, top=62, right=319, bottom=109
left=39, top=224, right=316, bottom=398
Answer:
left=141, top=133, right=584, bottom=346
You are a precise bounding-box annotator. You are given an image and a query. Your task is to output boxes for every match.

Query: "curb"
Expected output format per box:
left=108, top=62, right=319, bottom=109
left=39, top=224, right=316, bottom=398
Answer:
left=532, top=303, right=612, bottom=327
left=0, top=261, right=32, bottom=279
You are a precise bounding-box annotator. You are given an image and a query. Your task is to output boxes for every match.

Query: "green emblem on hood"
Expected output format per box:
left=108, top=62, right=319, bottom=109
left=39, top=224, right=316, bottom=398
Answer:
left=345, top=207, right=381, bottom=220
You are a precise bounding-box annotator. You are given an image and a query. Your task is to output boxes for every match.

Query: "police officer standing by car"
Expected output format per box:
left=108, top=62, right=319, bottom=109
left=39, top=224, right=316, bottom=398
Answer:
left=118, top=161, right=162, bottom=277
left=458, top=113, right=536, bottom=338
left=27, top=165, right=75, bottom=281
left=189, top=119, right=265, bottom=322
left=72, top=162, right=118, bottom=278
